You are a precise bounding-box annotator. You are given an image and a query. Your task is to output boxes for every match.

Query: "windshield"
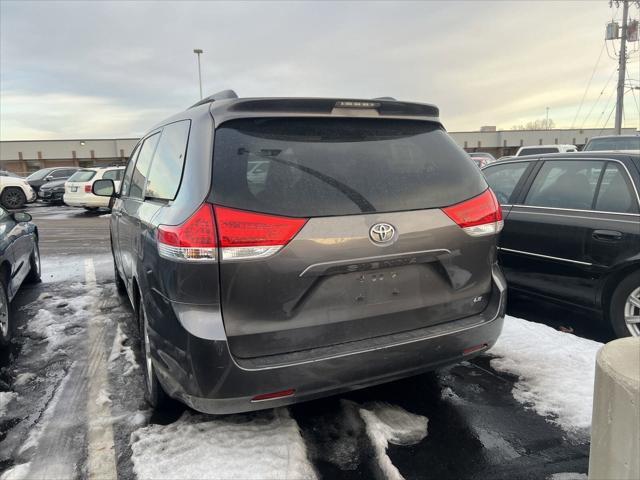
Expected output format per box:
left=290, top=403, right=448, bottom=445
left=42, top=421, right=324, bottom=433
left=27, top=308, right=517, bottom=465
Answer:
left=68, top=170, right=97, bottom=182
left=27, top=169, right=52, bottom=181
left=584, top=137, right=640, bottom=151
left=212, top=117, right=486, bottom=217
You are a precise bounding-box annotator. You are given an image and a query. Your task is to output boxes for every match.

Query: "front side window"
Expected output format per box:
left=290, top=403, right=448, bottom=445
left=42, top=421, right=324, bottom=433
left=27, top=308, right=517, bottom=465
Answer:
left=483, top=162, right=530, bottom=204
left=595, top=163, right=639, bottom=213
left=524, top=160, right=604, bottom=210
left=145, top=120, right=190, bottom=200
left=129, top=133, right=160, bottom=199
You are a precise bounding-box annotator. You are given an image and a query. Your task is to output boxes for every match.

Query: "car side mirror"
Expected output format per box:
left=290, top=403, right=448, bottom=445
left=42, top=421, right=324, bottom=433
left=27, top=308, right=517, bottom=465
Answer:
left=92, top=179, right=116, bottom=197
left=44, top=175, right=53, bottom=182
left=12, top=212, right=32, bottom=223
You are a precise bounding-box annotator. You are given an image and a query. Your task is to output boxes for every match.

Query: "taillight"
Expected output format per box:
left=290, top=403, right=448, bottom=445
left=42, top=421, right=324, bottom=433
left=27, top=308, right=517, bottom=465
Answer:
left=214, top=206, right=307, bottom=261
left=157, top=204, right=217, bottom=261
left=442, top=189, right=503, bottom=237
left=84, top=185, right=92, bottom=193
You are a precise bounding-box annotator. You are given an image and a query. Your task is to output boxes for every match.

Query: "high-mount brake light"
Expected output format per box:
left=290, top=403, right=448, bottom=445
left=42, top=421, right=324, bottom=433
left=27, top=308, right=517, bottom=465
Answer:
left=334, top=100, right=380, bottom=109
left=442, top=189, right=503, bottom=237
left=214, top=206, right=308, bottom=261
left=157, top=204, right=217, bottom=261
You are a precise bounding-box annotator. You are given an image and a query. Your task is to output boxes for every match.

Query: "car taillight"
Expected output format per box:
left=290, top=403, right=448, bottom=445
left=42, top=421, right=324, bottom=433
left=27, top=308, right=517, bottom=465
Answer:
left=442, top=189, right=503, bottom=237
left=84, top=185, right=92, bottom=193
left=214, top=206, right=307, bottom=261
left=157, top=204, right=217, bottom=261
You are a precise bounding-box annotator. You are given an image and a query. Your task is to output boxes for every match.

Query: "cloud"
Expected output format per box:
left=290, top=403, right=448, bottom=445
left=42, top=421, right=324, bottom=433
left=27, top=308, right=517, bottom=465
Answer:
left=1, top=0, right=637, bottom=140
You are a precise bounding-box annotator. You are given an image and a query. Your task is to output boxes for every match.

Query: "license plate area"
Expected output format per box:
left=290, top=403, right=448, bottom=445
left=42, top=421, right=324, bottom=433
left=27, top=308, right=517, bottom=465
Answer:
left=70, top=186, right=77, bottom=192
left=352, top=268, right=420, bottom=306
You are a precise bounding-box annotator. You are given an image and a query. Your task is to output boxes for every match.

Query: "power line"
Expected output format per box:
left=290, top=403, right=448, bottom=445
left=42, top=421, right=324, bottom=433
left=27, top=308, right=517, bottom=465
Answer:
left=580, top=66, right=618, bottom=129
left=571, top=42, right=606, bottom=129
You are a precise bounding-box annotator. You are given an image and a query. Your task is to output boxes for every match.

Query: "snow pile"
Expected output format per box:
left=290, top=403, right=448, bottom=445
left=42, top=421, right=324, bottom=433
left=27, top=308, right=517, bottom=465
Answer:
left=490, top=315, right=602, bottom=432
left=0, top=462, right=31, bottom=480
left=108, top=324, right=139, bottom=375
left=358, top=402, right=428, bottom=480
left=130, top=409, right=316, bottom=480
left=0, top=391, right=18, bottom=417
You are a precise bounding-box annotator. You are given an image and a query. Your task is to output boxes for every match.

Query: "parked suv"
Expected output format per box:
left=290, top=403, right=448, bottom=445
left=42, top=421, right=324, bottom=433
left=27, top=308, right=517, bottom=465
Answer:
left=64, top=166, right=125, bottom=210
left=94, top=92, right=506, bottom=414
left=482, top=152, right=640, bottom=337
left=583, top=135, right=640, bottom=152
left=0, top=175, right=36, bottom=210
left=515, top=144, right=577, bottom=156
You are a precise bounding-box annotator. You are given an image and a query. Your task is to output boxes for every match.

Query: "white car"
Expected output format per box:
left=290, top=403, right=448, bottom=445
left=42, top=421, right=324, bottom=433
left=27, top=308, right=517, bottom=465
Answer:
left=0, top=175, right=36, bottom=209
left=515, top=144, right=577, bottom=156
left=64, top=166, right=125, bottom=210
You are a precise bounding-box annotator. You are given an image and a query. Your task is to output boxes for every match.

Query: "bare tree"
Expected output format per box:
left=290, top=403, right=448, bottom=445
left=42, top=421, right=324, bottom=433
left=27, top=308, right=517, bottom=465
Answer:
left=511, top=118, right=556, bottom=130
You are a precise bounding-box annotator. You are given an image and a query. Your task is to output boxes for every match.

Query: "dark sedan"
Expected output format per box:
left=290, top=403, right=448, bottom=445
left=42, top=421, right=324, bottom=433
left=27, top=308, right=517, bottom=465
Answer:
left=483, top=152, right=640, bottom=337
left=26, top=167, right=77, bottom=193
left=0, top=207, right=40, bottom=346
left=38, top=179, right=67, bottom=204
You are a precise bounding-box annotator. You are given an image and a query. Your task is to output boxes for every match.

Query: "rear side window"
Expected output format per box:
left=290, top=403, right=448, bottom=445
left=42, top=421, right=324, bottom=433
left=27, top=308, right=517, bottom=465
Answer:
left=483, top=162, right=529, bottom=204
left=211, top=118, right=486, bottom=217
left=68, top=170, right=96, bottom=182
left=145, top=120, right=190, bottom=200
left=524, top=160, right=604, bottom=210
left=129, top=133, right=160, bottom=199
left=102, top=169, right=123, bottom=181
left=595, top=163, right=639, bottom=213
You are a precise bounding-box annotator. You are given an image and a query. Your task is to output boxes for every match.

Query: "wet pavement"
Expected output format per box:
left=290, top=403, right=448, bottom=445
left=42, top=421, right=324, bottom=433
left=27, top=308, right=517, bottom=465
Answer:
left=0, top=203, right=600, bottom=479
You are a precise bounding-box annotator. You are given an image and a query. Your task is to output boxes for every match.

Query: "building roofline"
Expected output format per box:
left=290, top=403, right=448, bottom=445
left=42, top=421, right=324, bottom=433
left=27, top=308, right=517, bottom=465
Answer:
left=0, top=137, right=140, bottom=143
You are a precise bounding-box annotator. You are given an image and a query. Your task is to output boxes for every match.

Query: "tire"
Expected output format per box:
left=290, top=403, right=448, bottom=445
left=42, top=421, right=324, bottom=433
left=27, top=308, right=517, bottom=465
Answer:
left=113, top=256, right=126, bottom=295
left=0, top=278, right=11, bottom=347
left=139, top=298, right=169, bottom=409
left=608, top=270, right=640, bottom=338
left=1, top=188, right=27, bottom=210
left=25, top=238, right=42, bottom=283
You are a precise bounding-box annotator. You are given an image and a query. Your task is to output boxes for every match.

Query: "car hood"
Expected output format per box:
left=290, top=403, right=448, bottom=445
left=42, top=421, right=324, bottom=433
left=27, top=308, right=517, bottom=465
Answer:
left=40, top=179, right=68, bottom=190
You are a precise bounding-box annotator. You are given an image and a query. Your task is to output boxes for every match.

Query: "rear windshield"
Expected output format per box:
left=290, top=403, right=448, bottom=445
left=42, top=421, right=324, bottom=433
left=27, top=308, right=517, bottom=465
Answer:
left=518, top=147, right=559, bottom=156
left=584, top=137, right=640, bottom=151
left=211, top=118, right=486, bottom=217
left=68, top=170, right=96, bottom=182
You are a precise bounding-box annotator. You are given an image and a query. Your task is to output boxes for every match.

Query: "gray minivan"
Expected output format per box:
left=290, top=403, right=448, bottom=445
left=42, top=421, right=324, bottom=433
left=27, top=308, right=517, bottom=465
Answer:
left=94, top=92, right=506, bottom=413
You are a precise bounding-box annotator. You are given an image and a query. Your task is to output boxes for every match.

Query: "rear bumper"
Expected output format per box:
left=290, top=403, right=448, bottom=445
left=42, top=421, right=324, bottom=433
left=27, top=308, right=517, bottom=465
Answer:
left=148, top=265, right=506, bottom=414
left=38, top=190, right=64, bottom=202
left=63, top=193, right=108, bottom=208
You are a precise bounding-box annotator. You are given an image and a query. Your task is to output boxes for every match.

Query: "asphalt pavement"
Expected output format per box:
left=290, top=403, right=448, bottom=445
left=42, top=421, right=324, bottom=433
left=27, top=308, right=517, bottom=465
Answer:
left=0, top=203, right=601, bottom=480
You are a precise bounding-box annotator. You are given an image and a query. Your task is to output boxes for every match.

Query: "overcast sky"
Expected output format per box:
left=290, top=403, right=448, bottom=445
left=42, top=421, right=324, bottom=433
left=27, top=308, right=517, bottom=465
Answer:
left=1, top=0, right=639, bottom=140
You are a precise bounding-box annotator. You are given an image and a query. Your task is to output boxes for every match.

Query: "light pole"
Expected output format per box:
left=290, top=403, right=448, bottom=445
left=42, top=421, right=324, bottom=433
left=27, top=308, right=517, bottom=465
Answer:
left=546, top=107, right=550, bottom=130
left=193, top=48, right=203, bottom=100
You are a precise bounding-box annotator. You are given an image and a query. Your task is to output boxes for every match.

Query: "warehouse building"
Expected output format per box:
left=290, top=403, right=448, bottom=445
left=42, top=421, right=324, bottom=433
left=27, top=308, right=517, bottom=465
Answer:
left=1, top=127, right=638, bottom=176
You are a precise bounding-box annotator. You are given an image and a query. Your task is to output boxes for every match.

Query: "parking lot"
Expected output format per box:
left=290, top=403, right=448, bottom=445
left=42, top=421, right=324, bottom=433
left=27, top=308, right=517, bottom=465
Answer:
left=0, top=202, right=611, bottom=480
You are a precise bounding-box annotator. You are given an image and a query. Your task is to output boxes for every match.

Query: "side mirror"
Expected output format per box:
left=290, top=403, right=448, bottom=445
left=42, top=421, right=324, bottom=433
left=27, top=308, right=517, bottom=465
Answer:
left=13, top=212, right=32, bottom=223
left=92, top=179, right=116, bottom=197
left=44, top=175, right=53, bottom=182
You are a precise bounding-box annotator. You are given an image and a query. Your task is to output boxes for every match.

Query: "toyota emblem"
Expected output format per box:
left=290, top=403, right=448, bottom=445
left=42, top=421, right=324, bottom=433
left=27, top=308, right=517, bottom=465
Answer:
left=369, top=223, right=396, bottom=244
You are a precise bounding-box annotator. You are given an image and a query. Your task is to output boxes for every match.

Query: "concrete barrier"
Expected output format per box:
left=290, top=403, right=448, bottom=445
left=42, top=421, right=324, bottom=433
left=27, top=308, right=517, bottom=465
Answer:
left=589, top=337, right=640, bottom=480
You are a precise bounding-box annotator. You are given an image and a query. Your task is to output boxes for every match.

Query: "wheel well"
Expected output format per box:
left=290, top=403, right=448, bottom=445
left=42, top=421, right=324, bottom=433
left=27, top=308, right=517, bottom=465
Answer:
left=601, top=262, right=640, bottom=312
left=0, top=261, right=10, bottom=286
left=131, top=276, right=141, bottom=315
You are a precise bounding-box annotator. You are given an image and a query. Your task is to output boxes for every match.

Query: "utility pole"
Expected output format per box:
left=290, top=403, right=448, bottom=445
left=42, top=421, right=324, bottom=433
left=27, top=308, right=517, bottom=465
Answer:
left=193, top=49, right=204, bottom=100
left=614, top=1, right=629, bottom=134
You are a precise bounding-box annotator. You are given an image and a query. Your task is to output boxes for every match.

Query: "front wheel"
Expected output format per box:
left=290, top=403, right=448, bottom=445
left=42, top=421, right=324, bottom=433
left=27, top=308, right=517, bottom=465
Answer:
left=0, top=279, right=11, bottom=347
left=608, top=271, right=640, bottom=338
left=1, top=188, right=27, bottom=210
left=139, top=298, right=169, bottom=409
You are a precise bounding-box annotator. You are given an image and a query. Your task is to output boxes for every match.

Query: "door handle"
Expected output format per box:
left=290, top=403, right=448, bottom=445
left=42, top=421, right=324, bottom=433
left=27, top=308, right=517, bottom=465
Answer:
left=592, top=230, right=623, bottom=241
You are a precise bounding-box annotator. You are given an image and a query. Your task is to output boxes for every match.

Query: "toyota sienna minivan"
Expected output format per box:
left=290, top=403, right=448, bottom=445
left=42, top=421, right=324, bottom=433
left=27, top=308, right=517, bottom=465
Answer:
left=94, top=91, right=506, bottom=413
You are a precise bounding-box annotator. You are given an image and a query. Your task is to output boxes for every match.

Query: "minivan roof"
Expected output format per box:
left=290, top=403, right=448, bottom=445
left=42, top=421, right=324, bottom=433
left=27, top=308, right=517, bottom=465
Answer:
left=147, top=91, right=442, bottom=134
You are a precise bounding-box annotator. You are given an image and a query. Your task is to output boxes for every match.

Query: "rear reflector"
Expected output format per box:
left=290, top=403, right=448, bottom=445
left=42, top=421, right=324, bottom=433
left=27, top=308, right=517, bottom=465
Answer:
left=463, top=343, right=488, bottom=355
left=251, top=389, right=295, bottom=402
left=84, top=185, right=92, bottom=193
left=442, top=189, right=503, bottom=237
left=157, top=204, right=217, bottom=261
left=214, top=206, right=307, bottom=261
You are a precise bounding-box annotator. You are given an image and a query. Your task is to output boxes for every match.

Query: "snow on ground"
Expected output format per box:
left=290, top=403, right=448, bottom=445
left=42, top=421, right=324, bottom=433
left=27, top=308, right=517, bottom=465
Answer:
left=0, top=462, right=31, bottom=480
left=0, top=392, right=18, bottom=417
left=490, top=315, right=602, bottom=433
left=358, top=402, right=428, bottom=480
left=108, top=324, right=139, bottom=375
left=548, top=473, right=588, bottom=480
left=130, top=409, right=317, bottom=480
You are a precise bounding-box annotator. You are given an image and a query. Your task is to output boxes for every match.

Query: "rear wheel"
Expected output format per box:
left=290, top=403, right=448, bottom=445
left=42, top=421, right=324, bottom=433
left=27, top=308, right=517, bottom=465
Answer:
left=608, top=271, right=640, bottom=338
left=139, top=298, right=169, bottom=409
left=0, top=279, right=11, bottom=347
left=26, top=238, right=41, bottom=283
left=1, top=188, right=26, bottom=210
